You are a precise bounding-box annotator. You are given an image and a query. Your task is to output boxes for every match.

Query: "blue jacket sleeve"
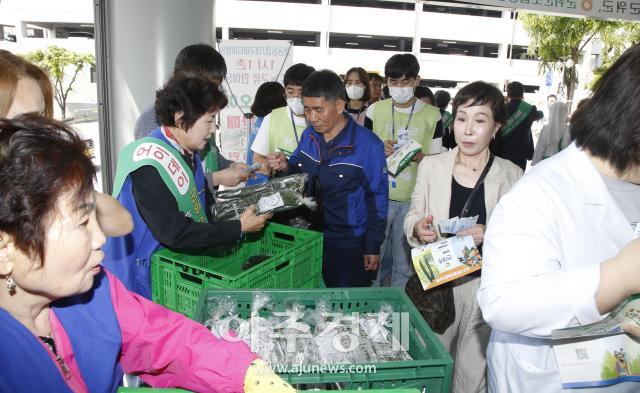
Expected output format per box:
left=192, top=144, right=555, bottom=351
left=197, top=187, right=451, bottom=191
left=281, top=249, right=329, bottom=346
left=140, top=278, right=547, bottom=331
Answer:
left=281, top=133, right=306, bottom=176
left=362, top=138, right=389, bottom=255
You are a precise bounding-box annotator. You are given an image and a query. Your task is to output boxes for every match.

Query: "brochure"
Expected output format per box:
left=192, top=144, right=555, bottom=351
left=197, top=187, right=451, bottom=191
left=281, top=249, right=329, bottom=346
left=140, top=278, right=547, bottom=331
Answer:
left=386, top=140, right=421, bottom=176
left=410, top=235, right=482, bottom=290
left=552, top=295, right=640, bottom=388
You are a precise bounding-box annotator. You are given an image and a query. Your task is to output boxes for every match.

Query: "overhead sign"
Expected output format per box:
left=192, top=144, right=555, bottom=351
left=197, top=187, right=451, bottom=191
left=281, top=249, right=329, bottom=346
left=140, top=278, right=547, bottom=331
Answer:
left=217, top=40, right=293, bottom=163
left=467, top=0, right=640, bottom=21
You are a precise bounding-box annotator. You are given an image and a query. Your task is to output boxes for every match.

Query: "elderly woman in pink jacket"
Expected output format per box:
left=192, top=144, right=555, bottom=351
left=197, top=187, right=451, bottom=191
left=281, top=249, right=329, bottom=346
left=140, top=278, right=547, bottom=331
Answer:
left=0, top=114, right=292, bottom=393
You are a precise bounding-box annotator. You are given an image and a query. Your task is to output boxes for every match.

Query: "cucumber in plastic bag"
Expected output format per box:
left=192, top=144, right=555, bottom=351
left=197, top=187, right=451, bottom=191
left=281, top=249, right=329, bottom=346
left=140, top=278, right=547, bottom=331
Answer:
left=213, top=174, right=309, bottom=220
left=215, top=174, right=306, bottom=202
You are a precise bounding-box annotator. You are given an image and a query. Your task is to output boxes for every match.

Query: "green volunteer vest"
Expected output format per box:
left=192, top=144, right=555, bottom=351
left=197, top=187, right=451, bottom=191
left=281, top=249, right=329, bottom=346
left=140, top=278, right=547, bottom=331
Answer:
left=267, top=106, right=306, bottom=156
left=442, top=111, right=453, bottom=128
left=371, top=98, right=439, bottom=202
left=202, top=139, right=219, bottom=172
left=112, top=138, right=207, bottom=223
left=501, top=100, right=533, bottom=139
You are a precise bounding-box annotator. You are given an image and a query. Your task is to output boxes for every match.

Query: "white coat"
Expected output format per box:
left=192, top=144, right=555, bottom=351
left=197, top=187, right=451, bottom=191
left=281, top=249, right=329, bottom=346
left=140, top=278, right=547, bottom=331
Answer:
left=478, top=143, right=638, bottom=393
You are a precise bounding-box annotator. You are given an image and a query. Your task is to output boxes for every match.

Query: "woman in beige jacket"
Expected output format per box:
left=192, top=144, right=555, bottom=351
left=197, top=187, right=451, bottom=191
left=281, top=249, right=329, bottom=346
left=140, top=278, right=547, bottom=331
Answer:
left=404, top=81, right=522, bottom=393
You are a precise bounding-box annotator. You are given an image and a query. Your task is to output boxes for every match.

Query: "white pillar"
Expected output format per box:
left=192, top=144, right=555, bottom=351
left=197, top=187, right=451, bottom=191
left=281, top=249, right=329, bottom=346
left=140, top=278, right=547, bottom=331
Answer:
left=94, top=0, right=215, bottom=192
left=322, top=0, right=331, bottom=54
left=15, top=20, right=26, bottom=41
left=412, top=0, right=421, bottom=54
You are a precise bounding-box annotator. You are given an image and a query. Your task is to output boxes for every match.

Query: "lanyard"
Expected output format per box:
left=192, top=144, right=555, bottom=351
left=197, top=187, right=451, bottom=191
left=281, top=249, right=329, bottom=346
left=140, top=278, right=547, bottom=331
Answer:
left=391, top=100, right=416, bottom=140
left=290, top=109, right=300, bottom=145
left=162, top=126, right=192, bottom=157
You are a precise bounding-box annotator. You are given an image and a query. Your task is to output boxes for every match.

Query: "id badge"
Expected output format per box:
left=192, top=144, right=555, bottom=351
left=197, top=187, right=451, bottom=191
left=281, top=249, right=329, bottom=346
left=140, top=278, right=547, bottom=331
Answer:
left=397, top=128, right=410, bottom=148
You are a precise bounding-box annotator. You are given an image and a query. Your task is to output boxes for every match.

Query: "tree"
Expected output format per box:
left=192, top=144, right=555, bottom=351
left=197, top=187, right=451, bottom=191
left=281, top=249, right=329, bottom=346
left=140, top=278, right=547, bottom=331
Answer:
left=520, top=14, right=618, bottom=103
left=26, top=46, right=95, bottom=119
left=590, top=22, right=640, bottom=88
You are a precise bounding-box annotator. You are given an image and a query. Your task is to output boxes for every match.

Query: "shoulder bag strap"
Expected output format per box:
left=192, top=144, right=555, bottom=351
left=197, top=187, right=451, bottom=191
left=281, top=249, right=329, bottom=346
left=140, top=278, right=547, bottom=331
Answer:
left=459, top=154, right=494, bottom=218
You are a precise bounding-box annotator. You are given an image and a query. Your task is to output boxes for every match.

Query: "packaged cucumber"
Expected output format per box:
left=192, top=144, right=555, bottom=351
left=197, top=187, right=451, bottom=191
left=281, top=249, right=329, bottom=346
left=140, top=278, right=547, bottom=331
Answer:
left=213, top=174, right=312, bottom=220
left=386, top=140, right=422, bottom=176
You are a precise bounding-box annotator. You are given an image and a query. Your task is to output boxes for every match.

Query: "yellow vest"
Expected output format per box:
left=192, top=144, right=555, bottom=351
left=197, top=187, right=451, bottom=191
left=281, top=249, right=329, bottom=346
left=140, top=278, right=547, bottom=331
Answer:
left=268, top=106, right=307, bottom=155
left=371, top=98, right=439, bottom=201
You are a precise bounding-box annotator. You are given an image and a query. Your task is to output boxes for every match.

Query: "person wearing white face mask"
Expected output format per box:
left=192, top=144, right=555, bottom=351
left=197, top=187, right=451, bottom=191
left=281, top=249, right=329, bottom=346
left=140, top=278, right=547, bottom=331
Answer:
left=251, top=63, right=315, bottom=176
left=343, top=67, right=371, bottom=127
left=364, top=54, right=440, bottom=289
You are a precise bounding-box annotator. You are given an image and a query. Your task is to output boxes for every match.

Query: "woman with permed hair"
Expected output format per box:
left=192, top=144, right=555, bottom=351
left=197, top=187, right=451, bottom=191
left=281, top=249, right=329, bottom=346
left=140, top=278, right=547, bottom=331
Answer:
left=0, top=51, right=133, bottom=238
left=0, top=114, right=292, bottom=392
left=103, top=71, right=271, bottom=299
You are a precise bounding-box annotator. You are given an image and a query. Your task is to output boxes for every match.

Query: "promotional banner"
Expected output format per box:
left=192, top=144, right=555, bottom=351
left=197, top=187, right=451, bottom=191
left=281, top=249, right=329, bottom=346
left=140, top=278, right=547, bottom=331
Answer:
left=217, top=40, right=293, bottom=163
left=467, top=0, right=640, bottom=22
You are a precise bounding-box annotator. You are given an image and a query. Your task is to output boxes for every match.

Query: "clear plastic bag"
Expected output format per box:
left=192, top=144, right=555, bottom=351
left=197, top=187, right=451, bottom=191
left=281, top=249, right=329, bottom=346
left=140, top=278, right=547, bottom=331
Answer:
left=204, top=298, right=252, bottom=345
left=360, top=303, right=412, bottom=362
left=213, top=174, right=309, bottom=220
left=204, top=293, right=414, bottom=368
left=272, top=299, right=315, bottom=367
left=214, top=173, right=307, bottom=202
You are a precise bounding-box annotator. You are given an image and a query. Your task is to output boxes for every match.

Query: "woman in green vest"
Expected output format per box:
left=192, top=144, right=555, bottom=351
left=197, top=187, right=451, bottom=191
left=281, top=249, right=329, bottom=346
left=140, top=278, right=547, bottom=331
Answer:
left=103, top=72, right=270, bottom=298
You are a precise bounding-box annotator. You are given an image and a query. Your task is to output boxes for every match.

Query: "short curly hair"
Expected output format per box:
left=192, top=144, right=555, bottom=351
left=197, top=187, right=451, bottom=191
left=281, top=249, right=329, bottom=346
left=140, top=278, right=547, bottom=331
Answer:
left=0, top=114, right=95, bottom=265
left=154, top=71, right=228, bottom=130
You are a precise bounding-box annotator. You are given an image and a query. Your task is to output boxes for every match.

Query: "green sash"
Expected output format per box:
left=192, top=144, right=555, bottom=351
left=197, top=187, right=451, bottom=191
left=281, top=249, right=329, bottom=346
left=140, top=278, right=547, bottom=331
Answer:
left=442, top=111, right=453, bottom=128
left=112, top=138, right=208, bottom=223
left=501, top=100, right=533, bottom=138
left=202, top=139, right=219, bottom=172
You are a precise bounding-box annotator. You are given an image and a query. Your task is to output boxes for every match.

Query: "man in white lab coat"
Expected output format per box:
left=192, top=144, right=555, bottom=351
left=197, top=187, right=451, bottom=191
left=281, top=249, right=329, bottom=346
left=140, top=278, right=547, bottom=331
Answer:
left=478, top=43, right=640, bottom=393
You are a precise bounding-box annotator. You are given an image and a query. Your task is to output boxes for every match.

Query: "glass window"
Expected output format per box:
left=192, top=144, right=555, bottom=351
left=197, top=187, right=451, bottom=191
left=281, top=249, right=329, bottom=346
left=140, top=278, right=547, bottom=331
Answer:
left=229, top=28, right=320, bottom=47
left=330, top=33, right=413, bottom=52
left=423, top=1, right=502, bottom=17
left=332, top=0, right=415, bottom=10
left=1, top=25, right=16, bottom=41
left=241, top=0, right=321, bottom=4
left=508, top=45, right=538, bottom=60
left=420, top=38, right=499, bottom=58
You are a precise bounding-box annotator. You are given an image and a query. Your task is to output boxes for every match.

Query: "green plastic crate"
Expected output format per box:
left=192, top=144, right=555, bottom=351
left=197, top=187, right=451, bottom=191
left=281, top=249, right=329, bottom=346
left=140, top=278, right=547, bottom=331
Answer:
left=194, top=288, right=453, bottom=392
left=151, top=223, right=322, bottom=318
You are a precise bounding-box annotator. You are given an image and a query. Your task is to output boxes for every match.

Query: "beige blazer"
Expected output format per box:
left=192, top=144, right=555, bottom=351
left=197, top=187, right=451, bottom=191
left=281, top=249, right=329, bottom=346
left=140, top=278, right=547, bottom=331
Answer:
left=403, top=147, right=523, bottom=247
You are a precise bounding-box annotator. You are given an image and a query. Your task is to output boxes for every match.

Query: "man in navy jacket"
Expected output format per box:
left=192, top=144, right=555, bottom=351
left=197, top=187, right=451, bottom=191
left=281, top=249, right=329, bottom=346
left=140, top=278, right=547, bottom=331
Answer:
left=268, top=70, right=388, bottom=287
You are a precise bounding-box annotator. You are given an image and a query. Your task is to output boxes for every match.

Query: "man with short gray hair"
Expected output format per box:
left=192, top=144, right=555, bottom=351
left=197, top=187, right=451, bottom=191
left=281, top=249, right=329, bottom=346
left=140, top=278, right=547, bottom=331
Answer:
left=268, top=70, right=388, bottom=287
